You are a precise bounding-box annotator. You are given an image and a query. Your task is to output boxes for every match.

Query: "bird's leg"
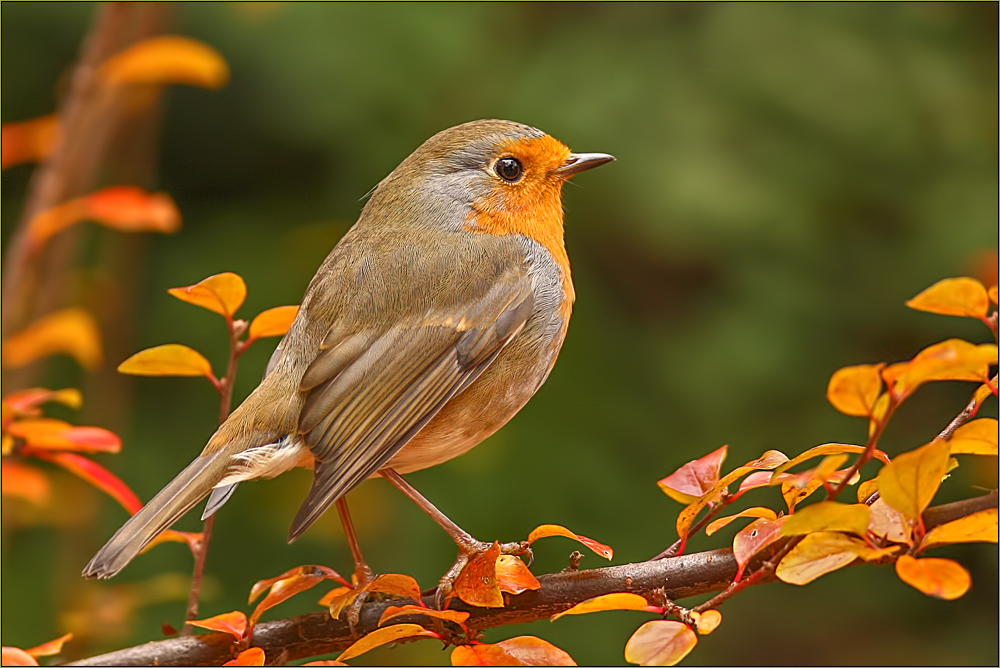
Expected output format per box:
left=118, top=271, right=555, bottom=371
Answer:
left=380, top=468, right=530, bottom=606
left=335, top=497, right=374, bottom=632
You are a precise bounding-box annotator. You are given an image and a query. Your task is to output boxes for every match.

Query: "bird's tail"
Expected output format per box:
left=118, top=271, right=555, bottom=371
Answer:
left=82, top=452, right=228, bottom=579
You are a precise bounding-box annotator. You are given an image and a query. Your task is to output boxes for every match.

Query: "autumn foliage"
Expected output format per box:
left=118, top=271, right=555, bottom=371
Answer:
left=2, top=14, right=997, bottom=668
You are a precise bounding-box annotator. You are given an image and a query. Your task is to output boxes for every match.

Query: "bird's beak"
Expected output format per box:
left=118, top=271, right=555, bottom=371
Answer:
left=556, top=152, right=615, bottom=177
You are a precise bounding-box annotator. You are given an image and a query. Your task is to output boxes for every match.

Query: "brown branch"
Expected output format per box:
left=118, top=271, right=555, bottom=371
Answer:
left=64, top=492, right=997, bottom=667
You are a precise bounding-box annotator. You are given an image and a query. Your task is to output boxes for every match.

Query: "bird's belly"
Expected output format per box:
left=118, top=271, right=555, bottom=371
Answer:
left=386, top=324, right=561, bottom=474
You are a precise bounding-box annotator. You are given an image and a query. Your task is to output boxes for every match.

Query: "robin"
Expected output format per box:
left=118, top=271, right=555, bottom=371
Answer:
left=83, top=119, right=613, bottom=604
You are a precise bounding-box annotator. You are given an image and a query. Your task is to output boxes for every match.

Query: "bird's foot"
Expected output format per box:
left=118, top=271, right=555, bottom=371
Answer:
left=344, top=564, right=376, bottom=635
left=434, top=537, right=532, bottom=608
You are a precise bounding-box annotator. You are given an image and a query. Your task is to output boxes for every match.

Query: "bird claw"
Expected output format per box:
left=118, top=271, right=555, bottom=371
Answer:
left=433, top=538, right=532, bottom=609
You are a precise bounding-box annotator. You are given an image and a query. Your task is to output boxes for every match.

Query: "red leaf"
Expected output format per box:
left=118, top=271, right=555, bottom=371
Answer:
left=186, top=610, right=248, bottom=640
left=526, top=525, right=613, bottom=560
left=657, top=445, right=728, bottom=504
left=2, top=387, right=82, bottom=415
left=9, top=419, right=120, bottom=453
left=29, top=450, right=141, bottom=514
left=732, top=517, right=787, bottom=581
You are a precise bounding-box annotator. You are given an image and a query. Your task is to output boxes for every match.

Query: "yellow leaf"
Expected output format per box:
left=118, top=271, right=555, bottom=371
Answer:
left=771, top=443, right=884, bottom=477
left=878, top=439, right=951, bottom=520
left=948, top=418, right=998, bottom=455
left=624, top=620, right=697, bottom=667
left=856, top=478, right=879, bottom=503
left=248, top=306, right=299, bottom=341
left=336, top=624, right=437, bottom=662
left=782, top=502, right=871, bottom=537
left=168, top=273, right=247, bottom=318
left=906, top=277, right=990, bottom=319
left=2, top=308, right=102, bottom=370
left=551, top=593, right=651, bottom=621
left=117, top=344, right=214, bottom=379
left=705, top=507, right=777, bottom=536
left=989, top=284, right=998, bottom=305
left=895, top=555, right=970, bottom=600
left=826, top=364, right=884, bottom=417
left=776, top=532, right=866, bottom=585
left=693, top=609, right=721, bottom=635
left=922, top=508, right=998, bottom=549
left=99, top=36, right=230, bottom=88
left=378, top=605, right=469, bottom=628
left=896, top=340, right=997, bottom=395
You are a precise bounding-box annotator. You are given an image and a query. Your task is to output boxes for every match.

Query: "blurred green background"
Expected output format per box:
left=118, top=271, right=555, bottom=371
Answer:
left=2, top=2, right=997, bottom=665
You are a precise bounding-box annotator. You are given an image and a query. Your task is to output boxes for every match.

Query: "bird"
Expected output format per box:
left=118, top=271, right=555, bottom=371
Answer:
left=83, top=119, right=614, bottom=599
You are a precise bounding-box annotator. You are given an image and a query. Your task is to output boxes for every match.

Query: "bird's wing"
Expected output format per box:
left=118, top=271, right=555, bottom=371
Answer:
left=289, top=267, right=534, bottom=540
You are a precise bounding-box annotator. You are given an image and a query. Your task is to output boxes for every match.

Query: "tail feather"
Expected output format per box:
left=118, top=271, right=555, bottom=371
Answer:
left=82, top=453, right=227, bottom=579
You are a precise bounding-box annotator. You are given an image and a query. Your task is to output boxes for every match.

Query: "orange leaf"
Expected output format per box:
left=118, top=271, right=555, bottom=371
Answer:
left=301, top=662, right=349, bottom=667
left=249, top=566, right=342, bottom=630
left=222, top=647, right=265, bottom=666
left=906, top=277, right=990, bottom=319
left=452, top=637, right=576, bottom=666
left=2, top=114, right=58, bottom=169
left=692, top=609, right=721, bottom=635
left=186, top=610, right=248, bottom=640
left=826, top=364, right=885, bottom=417
left=30, top=450, right=142, bottom=514
left=9, top=419, right=120, bottom=453
left=775, top=531, right=896, bottom=585
left=624, top=620, right=697, bottom=667
left=921, top=508, right=998, bottom=549
left=248, top=306, right=299, bottom=341
left=378, top=605, right=469, bottom=628
left=867, top=499, right=912, bottom=545
left=781, top=502, right=870, bottom=537
left=249, top=565, right=347, bottom=603
left=1, top=460, right=51, bottom=506
left=705, top=507, right=777, bottom=536
left=948, top=418, right=998, bottom=455
left=337, top=624, right=438, bottom=662
left=142, top=529, right=203, bottom=555
left=878, top=438, right=951, bottom=520
left=322, top=587, right=359, bottom=620
left=1, top=647, right=38, bottom=666
left=168, top=273, right=247, bottom=319
left=657, top=445, right=727, bottom=504
left=551, top=593, right=653, bottom=621
left=453, top=541, right=503, bottom=607
left=496, top=555, right=540, bottom=596
left=84, top=186, right=180, bottom=234
left=2, top=308, right=102, bottom=370
left=732, top=517, right=787, bottom=580
left=990, top=285, right=999, bottom=305
left=27, top=187, right=180, bottom=248
left=99, top=36, right=230, bottom=88
left=24, top=633, right=72, bottom=658
left=365, top=573, right=424, bottom=601
left=675, top=450, right=788, bottom=540
left=527, top=525, right=613, bottom=560
left=894, top=339, right=998, bottom=397
left=118, top=344, right=214, bottom=380
left=895, top=555, right=971, bottom=600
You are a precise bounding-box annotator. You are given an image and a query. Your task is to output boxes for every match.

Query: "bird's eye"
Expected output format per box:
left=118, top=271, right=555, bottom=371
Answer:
left=494, top=157, right=523, bottom=183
